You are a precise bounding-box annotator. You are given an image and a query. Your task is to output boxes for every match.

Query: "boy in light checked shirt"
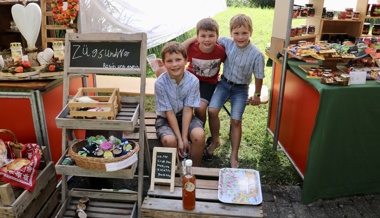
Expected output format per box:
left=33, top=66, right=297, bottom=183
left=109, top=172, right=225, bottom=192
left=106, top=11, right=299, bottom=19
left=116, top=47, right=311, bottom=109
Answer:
left=205, top=14, right=265, bottom=168
left=154, top=42, right=205, bottom=167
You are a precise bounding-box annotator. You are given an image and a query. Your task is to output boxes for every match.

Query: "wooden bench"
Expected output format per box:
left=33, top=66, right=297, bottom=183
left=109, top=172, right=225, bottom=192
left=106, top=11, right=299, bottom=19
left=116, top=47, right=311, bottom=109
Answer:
left=141, top=167, right=263, bottom=217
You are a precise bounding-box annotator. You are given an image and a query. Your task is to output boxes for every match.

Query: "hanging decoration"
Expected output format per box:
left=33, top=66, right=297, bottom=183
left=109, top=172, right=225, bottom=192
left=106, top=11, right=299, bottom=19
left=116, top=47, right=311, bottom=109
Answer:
left=51, top=0, right=79, bottom=27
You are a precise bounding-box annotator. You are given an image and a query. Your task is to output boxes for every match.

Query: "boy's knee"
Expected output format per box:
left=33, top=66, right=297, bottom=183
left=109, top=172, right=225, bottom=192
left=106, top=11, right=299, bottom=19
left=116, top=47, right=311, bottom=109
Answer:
left=190, top=128, right=205, bottom=143
left=230, top=119, right=242, bottom=126
left=208, top=108, right=218, bottom=117
left=161, top=135, right=177, bottom=147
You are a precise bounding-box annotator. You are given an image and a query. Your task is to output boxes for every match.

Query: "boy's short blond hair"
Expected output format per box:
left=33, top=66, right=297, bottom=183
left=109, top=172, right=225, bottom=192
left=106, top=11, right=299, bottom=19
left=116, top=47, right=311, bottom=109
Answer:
left=161, top=41, right=188, bottom=62
left=230, top=14, right=253, bottom=33
left=196, top=18, right=219, bottom=35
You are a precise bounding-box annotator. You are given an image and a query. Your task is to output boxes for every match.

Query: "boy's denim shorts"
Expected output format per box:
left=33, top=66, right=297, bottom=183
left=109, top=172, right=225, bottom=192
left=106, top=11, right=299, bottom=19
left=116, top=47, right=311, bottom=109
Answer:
left=209, top=79, right=249, bottom=121
left=155, top=115, right=204, bottom=142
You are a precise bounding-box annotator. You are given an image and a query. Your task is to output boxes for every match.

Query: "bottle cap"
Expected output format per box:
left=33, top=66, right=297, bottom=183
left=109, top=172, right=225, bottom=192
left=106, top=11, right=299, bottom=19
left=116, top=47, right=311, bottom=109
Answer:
left=185, top=159, right=192, bottom=167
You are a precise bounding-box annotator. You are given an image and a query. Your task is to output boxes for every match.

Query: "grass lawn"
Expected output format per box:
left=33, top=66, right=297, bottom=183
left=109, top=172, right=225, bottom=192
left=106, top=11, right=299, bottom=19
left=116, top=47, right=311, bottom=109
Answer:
left=146, top=7, right=303, bottom=186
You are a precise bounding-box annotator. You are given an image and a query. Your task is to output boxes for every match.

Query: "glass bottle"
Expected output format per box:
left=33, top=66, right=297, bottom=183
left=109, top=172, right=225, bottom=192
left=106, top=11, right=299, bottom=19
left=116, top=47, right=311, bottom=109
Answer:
left=182, top=159, right=196, bottom=210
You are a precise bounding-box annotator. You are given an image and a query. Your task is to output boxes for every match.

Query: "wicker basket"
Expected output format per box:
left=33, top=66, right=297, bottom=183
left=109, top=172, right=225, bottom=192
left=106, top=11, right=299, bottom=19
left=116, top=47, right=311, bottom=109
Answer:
left=0, top=129, right=24, bottom=188
left=68, top=140, right=139, bottom=171
left=0, top=129, right=23, bottom=159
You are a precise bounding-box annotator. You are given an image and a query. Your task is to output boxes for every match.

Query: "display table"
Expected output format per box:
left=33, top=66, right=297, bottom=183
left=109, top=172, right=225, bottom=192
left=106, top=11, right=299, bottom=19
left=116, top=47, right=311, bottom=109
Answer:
left=268, top=58, right=380, bottom=204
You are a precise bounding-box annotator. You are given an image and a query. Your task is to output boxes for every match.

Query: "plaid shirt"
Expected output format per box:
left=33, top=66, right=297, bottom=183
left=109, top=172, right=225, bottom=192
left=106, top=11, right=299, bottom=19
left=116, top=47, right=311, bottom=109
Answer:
left=155, top=70, right=200, bottom=117
left=218, top=36, right=265, bottom=84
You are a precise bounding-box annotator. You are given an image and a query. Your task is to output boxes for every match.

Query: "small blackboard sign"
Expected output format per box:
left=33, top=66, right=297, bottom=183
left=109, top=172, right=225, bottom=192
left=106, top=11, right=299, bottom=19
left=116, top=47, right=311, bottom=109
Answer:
left=150, top=147, right=177, bottom=193
left=69, top=41, right=141, bottom=68
left=155, top=152, right=173, bottom=179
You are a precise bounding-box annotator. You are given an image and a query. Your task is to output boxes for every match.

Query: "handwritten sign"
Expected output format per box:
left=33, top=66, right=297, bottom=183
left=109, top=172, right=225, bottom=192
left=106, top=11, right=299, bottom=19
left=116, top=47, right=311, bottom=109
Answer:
left=155, top=152, right=173, bottom=179
left=69, top=41, right=141, bottom=68
left=150, top=147, right=177, bottom=193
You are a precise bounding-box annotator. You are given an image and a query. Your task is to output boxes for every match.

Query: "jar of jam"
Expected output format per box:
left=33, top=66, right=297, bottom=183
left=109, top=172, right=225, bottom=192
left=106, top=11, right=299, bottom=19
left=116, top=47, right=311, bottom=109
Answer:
left=308, top=7, right=315, bottom=17
left=371, top=4, right=380, bottom=17
left=345, top=8, right=354, bottom=19
left=292, top=6, right=299, bottom=18
left=296, top=26, right=303, bottom=36
left=326, top=10, right=334, bottom=19
left=300, top=25, right=307, bottom=34
left=290, top=27, right=297, bottom=37
left=372, top=24, right=380, bottom=35
left=307, top=25, right=315, bottom=34
left=352, top=11, right=360, bottom=20
left=362, top=23, right=370, bottom=35
left=300, top=7, right=308, bottom=17
left=338, top=11, right=347, bottom=19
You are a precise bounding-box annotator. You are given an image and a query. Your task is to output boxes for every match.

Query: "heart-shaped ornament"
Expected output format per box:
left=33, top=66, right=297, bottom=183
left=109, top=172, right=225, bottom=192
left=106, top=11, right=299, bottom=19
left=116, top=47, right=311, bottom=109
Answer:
left=11, top=3, right=42, bottom=50
left=37, top=48, right=54, bottom=66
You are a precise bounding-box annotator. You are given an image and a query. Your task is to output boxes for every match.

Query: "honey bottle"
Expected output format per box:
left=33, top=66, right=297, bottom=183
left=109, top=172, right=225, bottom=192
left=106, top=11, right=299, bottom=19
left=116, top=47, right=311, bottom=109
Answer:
left=182, top=159, right=196, bottom=210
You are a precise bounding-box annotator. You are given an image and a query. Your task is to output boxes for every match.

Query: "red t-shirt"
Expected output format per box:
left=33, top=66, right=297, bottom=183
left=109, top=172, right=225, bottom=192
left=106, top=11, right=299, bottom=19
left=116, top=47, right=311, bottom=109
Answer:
left=186, top=42, right=226, bottom=84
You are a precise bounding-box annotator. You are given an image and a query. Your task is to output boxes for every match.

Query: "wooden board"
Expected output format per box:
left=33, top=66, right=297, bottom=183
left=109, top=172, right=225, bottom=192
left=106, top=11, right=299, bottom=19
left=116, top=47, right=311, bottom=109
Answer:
left=39, top=71, right=64, bottom=78
left=0, top=71, right=39, bottom=79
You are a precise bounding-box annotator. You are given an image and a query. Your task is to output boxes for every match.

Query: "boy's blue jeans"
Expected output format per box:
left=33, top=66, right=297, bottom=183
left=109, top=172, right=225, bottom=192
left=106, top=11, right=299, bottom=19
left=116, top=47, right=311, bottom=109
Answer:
left=209, top=79, right=249, bottom=121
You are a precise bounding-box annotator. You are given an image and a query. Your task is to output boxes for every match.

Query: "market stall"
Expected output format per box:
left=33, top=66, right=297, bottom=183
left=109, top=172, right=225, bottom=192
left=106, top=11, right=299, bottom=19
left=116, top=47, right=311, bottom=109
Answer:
left=268, top=0, right=380, bottom=204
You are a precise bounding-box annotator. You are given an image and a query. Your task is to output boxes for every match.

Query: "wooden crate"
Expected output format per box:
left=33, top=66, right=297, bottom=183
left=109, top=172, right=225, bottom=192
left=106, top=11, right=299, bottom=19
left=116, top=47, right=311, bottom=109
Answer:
left=142, top=167, right=263, bottom=218
left=56, top=96, right=140, bottom=132
left=0, top=161, right=58, bottom=218
left=54, top=188, right=137, bottom=218
left=68, top=88, right=121, bottom=120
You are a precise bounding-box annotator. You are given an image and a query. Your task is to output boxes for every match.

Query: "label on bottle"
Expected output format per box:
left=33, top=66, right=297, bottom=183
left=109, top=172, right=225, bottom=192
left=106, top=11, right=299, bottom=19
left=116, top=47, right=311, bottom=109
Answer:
left=184, top=182, right=195, bottom=192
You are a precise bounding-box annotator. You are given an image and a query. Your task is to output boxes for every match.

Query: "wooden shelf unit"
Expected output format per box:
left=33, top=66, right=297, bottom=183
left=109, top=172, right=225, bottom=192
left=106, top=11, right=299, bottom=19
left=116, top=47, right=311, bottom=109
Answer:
left=54, top=32, right=149, bottom=218
left=270, top=0, right=369, bottom=56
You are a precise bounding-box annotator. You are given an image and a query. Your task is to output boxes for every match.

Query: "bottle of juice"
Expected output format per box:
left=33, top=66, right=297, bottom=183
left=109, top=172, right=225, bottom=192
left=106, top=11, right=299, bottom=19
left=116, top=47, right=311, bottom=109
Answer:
left=182, top=159, right=196, bottom=210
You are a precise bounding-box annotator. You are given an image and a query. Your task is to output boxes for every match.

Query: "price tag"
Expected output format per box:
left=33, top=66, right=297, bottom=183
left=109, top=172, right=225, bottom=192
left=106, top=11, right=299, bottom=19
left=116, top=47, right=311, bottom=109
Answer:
left=349, top=71, right=366, bottom=85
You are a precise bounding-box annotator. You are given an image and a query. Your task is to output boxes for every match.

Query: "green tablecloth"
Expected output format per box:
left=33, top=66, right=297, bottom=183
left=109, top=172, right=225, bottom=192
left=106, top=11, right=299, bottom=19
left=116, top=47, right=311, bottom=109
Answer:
left=287, top=60, right=380, bottom=204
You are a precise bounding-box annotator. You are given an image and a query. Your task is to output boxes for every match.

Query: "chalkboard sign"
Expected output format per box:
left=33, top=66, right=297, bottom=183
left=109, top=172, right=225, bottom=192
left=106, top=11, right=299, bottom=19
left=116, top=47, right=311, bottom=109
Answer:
left=155, top=152, right=173, bottom=179
left=150, top=147, right=177, bottom=193
left=69, top=42, right=141, bottom=68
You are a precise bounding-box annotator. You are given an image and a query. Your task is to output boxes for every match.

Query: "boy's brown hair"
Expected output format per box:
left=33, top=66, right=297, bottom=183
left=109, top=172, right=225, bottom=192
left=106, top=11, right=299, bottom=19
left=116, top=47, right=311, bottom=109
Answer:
left=196, top=18, right=220, bottom=35
left=229, top=14, right=253, bottom=33
left=161, top=41, right=188, bottom=62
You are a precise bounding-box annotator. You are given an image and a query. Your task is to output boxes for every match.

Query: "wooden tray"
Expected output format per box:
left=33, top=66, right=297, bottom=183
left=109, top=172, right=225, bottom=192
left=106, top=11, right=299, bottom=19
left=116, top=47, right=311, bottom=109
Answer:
left=39, top=71, right=64, bottom=78
left=56, top=96, right=139, bottom=131
left=54, top=189, right=137, bottom=218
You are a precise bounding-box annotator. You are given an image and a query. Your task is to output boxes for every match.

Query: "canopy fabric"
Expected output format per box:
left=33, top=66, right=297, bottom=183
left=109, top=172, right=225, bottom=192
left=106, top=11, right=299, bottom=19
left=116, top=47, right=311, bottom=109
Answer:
left=79, top=0, right=227, bottom=49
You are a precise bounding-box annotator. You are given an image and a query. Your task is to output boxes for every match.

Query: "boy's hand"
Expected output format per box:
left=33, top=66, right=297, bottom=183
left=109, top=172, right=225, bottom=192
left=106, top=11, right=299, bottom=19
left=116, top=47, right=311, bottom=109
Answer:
left=182, top=138, right=191, bottom=157
left=177, top=140, right=185, bottom=158
left=248, top=96, right=261, bottom=105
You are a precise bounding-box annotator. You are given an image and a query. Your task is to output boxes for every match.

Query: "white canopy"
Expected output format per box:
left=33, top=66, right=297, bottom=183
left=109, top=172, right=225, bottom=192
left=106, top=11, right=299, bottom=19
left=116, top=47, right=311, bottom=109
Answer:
left=79, top=0, right=227, bottom=49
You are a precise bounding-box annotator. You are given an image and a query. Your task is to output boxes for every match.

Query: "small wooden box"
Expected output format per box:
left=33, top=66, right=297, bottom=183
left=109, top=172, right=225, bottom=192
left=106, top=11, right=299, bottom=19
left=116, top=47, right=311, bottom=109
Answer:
left=68, top=88, right=121, bottom=120
left=0, top=161, right=58, bottom=218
